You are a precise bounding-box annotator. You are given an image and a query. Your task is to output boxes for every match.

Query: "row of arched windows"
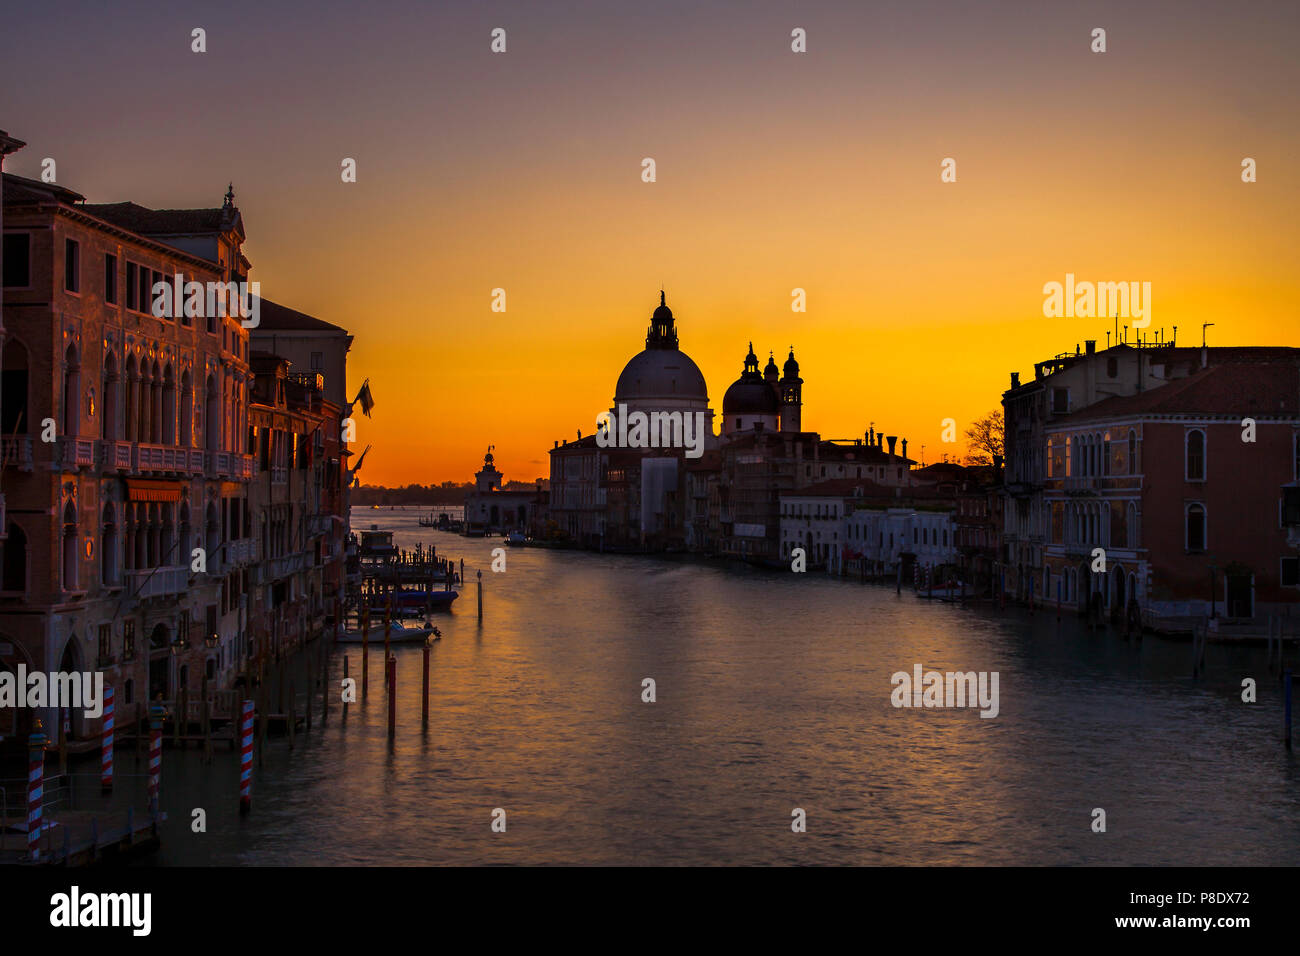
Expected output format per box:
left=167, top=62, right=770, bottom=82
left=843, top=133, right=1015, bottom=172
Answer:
left=3, top=337, right=246, bottom=455
left=1049, top=429, right=1141, bottom=478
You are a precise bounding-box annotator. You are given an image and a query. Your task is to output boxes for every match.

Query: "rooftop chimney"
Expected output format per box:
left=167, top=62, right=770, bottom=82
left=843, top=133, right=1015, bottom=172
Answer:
left=887, top=435, right=897, bottom=457
left=901, top=438, right=908, bottom=461
left=1011, top=372, right=1020, bottom=388
left=1085, top=340, right=1096, bottom=355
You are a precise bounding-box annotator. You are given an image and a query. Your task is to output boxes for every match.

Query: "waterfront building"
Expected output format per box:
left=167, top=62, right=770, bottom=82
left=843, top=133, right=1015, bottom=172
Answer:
left=463, top=447, right=541, bottom=535
left=1042, top=355, right=1300, bottom=629
left=0, top=146, right=352, bottom=750
left=782, top=478, right=958, bottom=577
left=245, top=351, right=348, bottom=662
left=0, top=166, right=255, bottom=746
left=1002, top=337, right=1300, bottom=613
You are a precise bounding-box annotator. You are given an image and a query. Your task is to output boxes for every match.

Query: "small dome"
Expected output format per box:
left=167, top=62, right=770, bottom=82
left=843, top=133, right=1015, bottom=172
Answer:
left=652, top=290, right=673, bottom=323
left=723, top=378, right=779, bottom=415
left=764, top=352, right=779, bottom=378
left=783, top=348, right=800, bottom=377
left=723, top=344, right=779, bottom=415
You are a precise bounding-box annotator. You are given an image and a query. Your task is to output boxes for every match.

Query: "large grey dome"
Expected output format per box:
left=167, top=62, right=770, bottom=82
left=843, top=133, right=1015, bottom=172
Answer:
left=613, top=292, right=709, bottom=404
left=615, top=349, right=708, bottom=403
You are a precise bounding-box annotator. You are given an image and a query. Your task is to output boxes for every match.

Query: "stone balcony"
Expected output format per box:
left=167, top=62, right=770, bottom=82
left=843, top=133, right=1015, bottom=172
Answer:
left=60, top=437, right=96, bottom=470
left=124, top=564, right=189, bottom=600
left=2, top=436, right=33, bottom=472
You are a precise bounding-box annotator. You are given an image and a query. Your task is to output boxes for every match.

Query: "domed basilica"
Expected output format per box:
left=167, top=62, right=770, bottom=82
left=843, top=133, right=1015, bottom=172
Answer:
left=609, top=291, right=804, bottom=445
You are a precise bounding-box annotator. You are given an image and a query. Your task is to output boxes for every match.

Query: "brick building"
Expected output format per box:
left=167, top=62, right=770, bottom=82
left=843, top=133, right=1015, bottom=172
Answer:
left=0, top=141, right=352, bottom=751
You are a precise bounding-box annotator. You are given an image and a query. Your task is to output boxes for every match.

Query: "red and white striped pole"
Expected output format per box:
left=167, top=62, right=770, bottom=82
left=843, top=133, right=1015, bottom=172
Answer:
left=27, top=720, right=48, bottom=862
left=148, top=700, right=165, bottom=816
left=239, top=699, right=254, bottom=815
left=100, top=686, right=115, bottom=793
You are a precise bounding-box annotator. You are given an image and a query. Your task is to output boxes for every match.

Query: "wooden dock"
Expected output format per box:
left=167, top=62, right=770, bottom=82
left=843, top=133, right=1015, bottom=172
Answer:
left=0, top=808, right=164, bottom=867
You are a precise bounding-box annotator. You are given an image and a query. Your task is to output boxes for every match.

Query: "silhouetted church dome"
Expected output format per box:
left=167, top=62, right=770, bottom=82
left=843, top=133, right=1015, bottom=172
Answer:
left=615, top=349, right=708, bottom=402
left=613, top=292, right=709, bottom=404
left=722, top=342, right=779, bottom=415
left=722, top=378, right=779, bottom=415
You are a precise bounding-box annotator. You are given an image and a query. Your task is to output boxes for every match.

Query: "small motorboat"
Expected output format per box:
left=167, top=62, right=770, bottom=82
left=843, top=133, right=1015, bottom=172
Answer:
left=506, top=531, right=527, bottom=547
left=338, top=620, right=441, bottom=644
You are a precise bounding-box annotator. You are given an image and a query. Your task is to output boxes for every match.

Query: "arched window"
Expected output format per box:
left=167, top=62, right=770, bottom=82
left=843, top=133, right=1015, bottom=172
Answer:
left=1186, top=429, right=1206, bottom=481
left=162, top=364, right=176, bottom=445
left=102, top=351, right=119, bottom=441
left=63, top=344, right=81, bottom=438
left=62, top=502, right=79, bottom=590
left=1, top=340, right=30, bottom=435
left=101, top=504, right=118, bottom=586
left=1128, top=430, right=1137, bottom=475
left=1, top=523, right=28, bottom=593
left=124, top=355, right=138, bottom=443
left=206, top=501, right=220, bottom=569
left=180, top=370, right=193, bottom=447
left=1126, top=501, right=1139, bottom=549
left=1186, top=503, right=1207, bottom=551
left=205, top=374, right=219, bottom=450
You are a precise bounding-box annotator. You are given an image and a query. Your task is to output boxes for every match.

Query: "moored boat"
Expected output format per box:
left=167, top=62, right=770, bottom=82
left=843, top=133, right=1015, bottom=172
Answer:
left=338, top=620, right=441, bottom=644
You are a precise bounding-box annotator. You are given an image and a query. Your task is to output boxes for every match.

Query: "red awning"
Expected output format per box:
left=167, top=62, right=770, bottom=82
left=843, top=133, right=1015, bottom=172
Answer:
left=126, top=479, right=182, bottom=502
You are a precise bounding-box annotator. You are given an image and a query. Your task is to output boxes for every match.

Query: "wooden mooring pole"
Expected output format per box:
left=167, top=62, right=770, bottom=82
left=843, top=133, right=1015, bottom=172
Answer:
left=422, top=640, right=431, bottom=726
left=387, top=656, right=397, bottom=738
left=321, top=647, right=329, bottom=725
left=362, top=607, right=370, bottom=701
left=1286, top=668, right=1293, bottom=751
left=477, top=569, right=483, bottom=622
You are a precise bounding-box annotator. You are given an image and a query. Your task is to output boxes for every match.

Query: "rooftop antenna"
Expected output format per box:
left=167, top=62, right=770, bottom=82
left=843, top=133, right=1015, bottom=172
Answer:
left=1172, top=325, right=1177, bottom=345
left=1106, top=331, right=1111, bottom=348
left=921, top=444, right=926, bottom=466
left=1202, top=322, right=1214, bottom=348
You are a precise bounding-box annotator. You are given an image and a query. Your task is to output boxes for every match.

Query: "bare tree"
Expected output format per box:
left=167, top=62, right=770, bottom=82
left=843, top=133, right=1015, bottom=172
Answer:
left=963, top=409, right=1005, bottom=466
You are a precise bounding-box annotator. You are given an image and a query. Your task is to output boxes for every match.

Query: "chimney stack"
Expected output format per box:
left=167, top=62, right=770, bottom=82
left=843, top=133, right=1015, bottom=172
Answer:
left=901, top=438, right=908, bottom=461
left=887, top=436, right=897, bottom=457
left=1010, top=372, right=1020, bottom=388
left=1085, top=340, right=1096, bottom=355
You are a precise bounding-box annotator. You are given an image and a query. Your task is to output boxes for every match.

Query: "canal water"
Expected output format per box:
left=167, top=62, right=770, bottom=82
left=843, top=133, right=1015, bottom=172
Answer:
left=62, top=508, right=1300, bottom=864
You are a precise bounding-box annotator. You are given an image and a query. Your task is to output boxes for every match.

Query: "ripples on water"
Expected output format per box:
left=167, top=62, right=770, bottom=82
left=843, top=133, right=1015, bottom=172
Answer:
left=88, top=509, right=1300, bottom=865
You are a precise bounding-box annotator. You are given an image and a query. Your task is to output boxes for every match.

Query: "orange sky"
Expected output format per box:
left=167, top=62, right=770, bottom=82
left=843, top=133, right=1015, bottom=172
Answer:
left=5, top=1, right=1297, bottom=485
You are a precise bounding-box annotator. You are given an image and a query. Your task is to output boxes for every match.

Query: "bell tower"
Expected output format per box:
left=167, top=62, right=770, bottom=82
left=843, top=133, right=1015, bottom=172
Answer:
left=779, top=347, right=802, bottom=433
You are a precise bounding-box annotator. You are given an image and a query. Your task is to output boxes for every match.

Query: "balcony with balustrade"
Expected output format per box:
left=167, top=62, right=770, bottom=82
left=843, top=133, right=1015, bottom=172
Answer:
left=124, top=564, right=190, bottom=600
left=2, top=436, right=34, bottom=472
left=60, top=437, right=96, bottom=470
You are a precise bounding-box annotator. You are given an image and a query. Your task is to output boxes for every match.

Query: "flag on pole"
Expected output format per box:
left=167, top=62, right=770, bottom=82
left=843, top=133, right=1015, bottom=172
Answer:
left=353, top=379, right=375, bottom=417
left=346, top=444, right=372, bottom=484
